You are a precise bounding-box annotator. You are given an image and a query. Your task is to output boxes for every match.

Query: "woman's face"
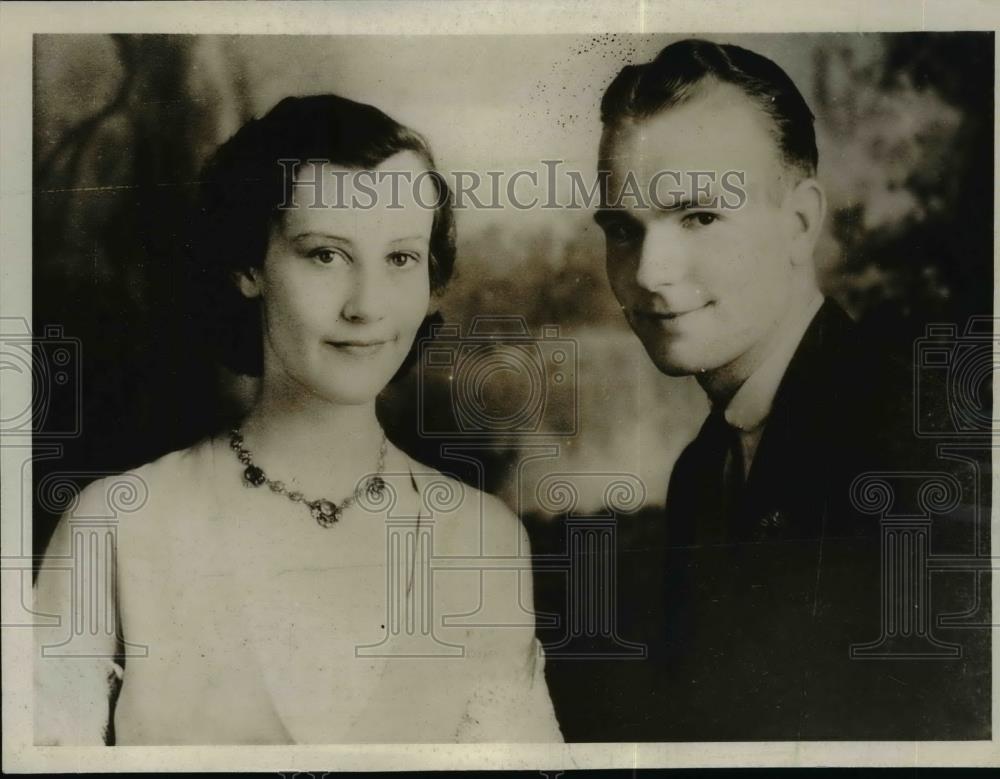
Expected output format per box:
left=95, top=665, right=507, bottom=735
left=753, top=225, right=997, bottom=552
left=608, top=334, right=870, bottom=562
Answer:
left=242, top=152, right=435, bottom=405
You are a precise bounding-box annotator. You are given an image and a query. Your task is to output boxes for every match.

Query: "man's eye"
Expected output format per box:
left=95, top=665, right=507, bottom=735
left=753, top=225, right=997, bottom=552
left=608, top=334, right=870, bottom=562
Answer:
left=308, top=248, right=348, bottom=265
left=388, top=252, right=420, bottom=268
left=682, top=212, right=719, bottom=228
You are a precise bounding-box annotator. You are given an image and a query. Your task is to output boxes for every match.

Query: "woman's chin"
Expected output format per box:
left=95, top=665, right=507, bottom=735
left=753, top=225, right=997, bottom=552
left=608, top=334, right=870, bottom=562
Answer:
left=310, top=365, right=404, bottom=406
left=314, top=381, right=389, bottom=406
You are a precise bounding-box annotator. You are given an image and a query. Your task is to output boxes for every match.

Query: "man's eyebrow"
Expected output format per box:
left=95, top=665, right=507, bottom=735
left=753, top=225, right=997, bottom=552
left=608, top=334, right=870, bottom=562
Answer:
left=594, top=198, right=713, bottom=226
left=652, top=193, right=722, bottom=213
left=659, top=195, right=698, bottom=212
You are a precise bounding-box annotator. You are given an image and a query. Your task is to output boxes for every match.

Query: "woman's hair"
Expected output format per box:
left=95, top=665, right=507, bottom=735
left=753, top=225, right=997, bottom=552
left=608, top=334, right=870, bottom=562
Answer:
left=190, top=94, right=456, bottom=376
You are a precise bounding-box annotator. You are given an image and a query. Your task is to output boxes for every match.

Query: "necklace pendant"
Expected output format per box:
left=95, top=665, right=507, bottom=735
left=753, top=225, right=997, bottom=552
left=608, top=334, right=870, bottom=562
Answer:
left=310, top=499, right=340, bottom=528
left=243, top=465, right=266, bottom=487
left=366, top=475, right=386, bottom=500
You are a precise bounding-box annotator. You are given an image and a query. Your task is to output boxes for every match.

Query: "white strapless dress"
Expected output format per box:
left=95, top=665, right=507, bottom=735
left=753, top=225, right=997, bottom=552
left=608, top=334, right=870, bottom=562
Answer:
left=34, top=436, right=563, bottom=744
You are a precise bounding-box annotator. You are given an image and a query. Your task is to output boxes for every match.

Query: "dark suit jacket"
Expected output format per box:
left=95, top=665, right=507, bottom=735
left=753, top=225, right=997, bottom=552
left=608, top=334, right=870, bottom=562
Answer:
left=541, top=300, right=990, bottom=741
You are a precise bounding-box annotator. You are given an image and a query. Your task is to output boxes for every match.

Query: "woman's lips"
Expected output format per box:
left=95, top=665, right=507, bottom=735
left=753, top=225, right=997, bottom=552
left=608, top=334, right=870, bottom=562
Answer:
left=326, top=339, right=390, bottom=357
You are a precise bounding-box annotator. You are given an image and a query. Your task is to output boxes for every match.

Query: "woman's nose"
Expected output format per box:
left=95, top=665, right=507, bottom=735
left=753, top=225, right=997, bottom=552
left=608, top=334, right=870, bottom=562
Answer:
left=341, top=263, right=384, bottom=323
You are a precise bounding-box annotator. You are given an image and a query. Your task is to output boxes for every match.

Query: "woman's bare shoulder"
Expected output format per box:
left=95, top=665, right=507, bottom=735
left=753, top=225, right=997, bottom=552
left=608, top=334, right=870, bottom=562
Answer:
left=66, top=437, right=221, bottom=533
left=402, top=454, right=528, bottom=557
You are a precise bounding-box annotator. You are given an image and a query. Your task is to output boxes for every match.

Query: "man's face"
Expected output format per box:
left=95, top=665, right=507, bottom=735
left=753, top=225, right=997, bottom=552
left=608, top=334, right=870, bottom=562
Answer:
left=599, top=84, right=807, bottom=385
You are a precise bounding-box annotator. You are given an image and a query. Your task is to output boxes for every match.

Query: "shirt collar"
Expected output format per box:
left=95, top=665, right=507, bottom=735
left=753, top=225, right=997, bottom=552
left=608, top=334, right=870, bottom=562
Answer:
left=723, top=293, right=825, bottom=433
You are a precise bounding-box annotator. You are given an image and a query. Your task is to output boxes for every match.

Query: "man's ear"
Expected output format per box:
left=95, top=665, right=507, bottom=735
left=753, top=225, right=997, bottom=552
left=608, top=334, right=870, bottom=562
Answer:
left=787, top=177, right=826, bottom=267
left=233, top=267, right=262, bottom=299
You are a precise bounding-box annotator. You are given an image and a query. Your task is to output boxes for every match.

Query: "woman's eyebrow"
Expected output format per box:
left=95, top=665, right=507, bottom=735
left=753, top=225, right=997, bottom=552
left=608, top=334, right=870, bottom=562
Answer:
left=389, top=234, right=429, bottom=244
left=289, top=231, right=352, bottom=244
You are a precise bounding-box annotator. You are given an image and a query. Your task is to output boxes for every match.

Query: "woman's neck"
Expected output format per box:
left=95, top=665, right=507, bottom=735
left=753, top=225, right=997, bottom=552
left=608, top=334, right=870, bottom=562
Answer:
left=237, top=377, right=387, bottom=497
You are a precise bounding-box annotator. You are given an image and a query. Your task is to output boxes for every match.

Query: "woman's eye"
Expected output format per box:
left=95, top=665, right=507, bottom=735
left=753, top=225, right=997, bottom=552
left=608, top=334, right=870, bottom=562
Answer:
left=683, top=212, right=719, bottom=228
left=388, top=252, right=419, bottom=268
left=308, top=248, right=347, bottom=265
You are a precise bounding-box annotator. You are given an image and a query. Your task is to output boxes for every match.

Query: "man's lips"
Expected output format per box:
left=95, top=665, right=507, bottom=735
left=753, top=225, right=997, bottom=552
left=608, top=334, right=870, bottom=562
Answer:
left=634, top=301, right=714, bottom=321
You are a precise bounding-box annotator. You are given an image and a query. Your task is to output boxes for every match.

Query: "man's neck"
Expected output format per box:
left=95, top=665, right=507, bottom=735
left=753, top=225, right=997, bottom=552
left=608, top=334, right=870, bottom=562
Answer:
left=698, top=288, right=824, bottom=408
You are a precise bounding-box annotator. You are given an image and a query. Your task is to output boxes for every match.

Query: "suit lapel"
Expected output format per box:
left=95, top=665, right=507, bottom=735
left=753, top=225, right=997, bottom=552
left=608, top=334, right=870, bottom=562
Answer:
left=738, top=300, right=857, bottom=540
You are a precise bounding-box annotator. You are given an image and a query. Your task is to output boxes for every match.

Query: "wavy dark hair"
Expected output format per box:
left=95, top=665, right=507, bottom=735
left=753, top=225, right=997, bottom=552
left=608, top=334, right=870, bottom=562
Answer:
left=599, top=38, right=818, bottom=178
left=189, top=94, right=456, bottom=377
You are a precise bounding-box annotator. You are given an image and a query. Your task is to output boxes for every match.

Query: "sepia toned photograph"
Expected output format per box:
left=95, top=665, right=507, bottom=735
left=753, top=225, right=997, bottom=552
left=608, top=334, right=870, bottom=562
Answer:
left=2, top=0, right=997, bottom=772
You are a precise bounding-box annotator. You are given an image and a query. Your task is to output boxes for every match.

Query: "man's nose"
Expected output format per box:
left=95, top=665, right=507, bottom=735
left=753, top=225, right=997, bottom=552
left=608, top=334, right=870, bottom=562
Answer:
left=341, top=262, right=385, bottom=323
left=634, top=224, right=687, bottom=291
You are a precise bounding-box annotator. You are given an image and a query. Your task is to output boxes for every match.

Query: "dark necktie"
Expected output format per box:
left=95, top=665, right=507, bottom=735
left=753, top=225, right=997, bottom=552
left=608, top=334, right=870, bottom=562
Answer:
left=666, top=408, right=745, bottom=546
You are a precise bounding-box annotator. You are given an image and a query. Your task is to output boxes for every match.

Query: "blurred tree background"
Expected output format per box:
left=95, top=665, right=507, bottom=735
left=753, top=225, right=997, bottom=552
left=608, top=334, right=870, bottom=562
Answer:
left=32, top=33, right=993, bottom=553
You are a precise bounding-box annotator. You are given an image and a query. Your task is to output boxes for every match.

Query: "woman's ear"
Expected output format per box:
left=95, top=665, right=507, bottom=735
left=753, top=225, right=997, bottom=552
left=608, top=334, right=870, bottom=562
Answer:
left=233, top=268, right=262, bottom=299
left=788, top=177, right=826, bottom=267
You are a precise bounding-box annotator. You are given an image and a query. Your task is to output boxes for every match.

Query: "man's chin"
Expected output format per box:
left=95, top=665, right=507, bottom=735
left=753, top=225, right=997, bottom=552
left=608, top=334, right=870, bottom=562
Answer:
left=652, top=364, right=695, bottom=378
left=641, top=342, right=711, bottom=378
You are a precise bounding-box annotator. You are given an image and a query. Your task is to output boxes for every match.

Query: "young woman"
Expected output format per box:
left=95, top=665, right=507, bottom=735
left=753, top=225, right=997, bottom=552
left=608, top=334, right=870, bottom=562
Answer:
left=33, top=95, right=563, bottom=744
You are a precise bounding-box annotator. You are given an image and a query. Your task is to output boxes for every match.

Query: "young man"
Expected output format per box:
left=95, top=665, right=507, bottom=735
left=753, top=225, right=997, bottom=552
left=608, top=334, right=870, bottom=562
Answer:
left=542, top=39, right=988, bottom=741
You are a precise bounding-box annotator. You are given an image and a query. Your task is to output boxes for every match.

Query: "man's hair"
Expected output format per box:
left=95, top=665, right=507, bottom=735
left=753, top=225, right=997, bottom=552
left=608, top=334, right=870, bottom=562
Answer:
left=189, top=94, right=455, bottom=377
left=599, top=38, right=818, bottom=178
